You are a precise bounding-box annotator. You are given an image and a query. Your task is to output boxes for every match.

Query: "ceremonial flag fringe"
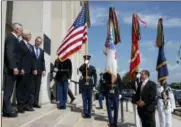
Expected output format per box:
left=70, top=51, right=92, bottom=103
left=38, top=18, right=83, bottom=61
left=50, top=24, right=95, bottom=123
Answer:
left=57, top=5, right=88, bottom=61
left=156, top=18, right=168, bottom=86
left=129, top=13, right=141, bottom=81
left=104, top=7, right=120, bottom=84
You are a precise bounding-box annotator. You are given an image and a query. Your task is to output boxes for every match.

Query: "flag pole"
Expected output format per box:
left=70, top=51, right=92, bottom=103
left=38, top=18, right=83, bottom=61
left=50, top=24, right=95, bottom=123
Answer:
left=85, top=36, right=88, bottom=82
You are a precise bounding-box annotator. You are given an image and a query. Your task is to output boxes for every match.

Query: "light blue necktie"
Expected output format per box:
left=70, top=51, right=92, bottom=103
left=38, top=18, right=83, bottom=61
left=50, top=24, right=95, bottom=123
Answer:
left=36, top=47, right=39, bottom=59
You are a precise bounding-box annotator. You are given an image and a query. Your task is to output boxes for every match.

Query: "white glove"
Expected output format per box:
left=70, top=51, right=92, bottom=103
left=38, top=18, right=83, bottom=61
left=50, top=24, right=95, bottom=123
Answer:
left=84, top=60, right=89, bottom=64
left=119, top=95, right=122, bottom=99
left=54, top=68, right=58, bottom=72
left=136, top=73, right=141, bottom=78
left=42, top=71, right=46, bottom=77
left=53, top=72, right=56, bottom=77
left=171, top=107, right=175, bottom=113
left=68, top=79, right=71, bottom=83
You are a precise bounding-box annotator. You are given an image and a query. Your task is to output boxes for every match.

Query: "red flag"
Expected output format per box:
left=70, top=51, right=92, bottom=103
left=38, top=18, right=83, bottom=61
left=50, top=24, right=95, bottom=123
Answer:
left=129, top=13, right=141, bottom=80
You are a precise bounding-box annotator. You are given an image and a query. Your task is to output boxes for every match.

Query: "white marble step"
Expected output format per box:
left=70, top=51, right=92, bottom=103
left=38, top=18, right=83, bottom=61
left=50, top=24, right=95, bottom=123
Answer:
left=2, top=104, right=57, bottom=127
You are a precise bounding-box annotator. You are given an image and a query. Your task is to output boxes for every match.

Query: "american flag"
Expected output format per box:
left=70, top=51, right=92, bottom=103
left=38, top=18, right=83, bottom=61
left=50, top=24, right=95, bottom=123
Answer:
left=57, top=6, right=88, bottom=61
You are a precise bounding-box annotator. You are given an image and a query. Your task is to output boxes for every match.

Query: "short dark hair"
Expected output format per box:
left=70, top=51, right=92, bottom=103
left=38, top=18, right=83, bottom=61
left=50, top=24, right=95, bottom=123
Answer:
left=35, top=36, right=42, bottom=42
left=142, top=70, right=150, bottom=77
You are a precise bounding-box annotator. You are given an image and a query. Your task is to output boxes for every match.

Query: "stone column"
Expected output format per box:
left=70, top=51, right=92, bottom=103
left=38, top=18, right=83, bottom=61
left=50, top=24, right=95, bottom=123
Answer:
left=40, top=1, right=52, bottom=104
left=12, top=1, right=43, bottom=44
left=0, top=1, right=7, bottom=117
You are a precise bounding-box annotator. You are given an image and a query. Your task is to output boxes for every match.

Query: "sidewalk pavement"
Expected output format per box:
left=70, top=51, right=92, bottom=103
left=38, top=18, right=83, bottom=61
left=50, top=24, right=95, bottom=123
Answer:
left=2, top=95, right=181, bottom=127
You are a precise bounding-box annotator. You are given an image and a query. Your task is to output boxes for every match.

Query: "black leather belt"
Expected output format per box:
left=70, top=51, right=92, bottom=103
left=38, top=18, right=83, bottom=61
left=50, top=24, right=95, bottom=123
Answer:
left=59, top=69, right=69, bottom=72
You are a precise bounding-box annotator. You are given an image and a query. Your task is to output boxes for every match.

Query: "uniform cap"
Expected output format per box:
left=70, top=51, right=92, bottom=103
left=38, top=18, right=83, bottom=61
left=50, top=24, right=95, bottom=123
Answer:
left=83, top=55, right=91, bottom=60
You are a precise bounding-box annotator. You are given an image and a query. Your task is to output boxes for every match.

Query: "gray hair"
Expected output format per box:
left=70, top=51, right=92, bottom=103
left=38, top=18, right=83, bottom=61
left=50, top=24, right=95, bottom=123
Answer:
left=22, top=29, right=31, bottom=39
left=12, top=22, right=23, bottom=30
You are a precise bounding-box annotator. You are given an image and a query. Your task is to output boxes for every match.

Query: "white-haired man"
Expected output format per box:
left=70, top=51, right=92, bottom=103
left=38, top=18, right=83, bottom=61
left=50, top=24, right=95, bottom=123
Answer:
left=3, top=22, right=23, bottom=117
left=16, top=29, right=37, bottom=113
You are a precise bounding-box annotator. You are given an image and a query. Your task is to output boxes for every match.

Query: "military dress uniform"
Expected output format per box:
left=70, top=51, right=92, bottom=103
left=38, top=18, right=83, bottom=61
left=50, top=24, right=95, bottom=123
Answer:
left=79, top=55, right=97, bottom=118
left=102, top=72, right=123, bottom=127
left=157, top=85, right=176, bottom=127
left=54, top=58, right=72, bottom=109
left=96, top=73, right=105, bottom=109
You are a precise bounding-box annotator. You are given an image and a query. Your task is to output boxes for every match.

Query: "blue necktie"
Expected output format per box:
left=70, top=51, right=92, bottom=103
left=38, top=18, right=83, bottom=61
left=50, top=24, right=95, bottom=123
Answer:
left=36, top=47, right=39, bottom=59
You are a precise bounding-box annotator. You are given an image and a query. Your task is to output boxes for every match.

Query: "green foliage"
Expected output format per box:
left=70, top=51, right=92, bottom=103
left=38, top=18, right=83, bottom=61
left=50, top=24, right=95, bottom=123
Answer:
left=122, top=72, right=131, bottom=89
left=170, top=82, right=181, bottom=89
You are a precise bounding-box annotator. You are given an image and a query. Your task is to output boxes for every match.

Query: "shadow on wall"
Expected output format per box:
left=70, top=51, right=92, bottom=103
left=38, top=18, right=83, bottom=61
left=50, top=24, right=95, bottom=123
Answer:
left=46, top=72, right=51, bottom=102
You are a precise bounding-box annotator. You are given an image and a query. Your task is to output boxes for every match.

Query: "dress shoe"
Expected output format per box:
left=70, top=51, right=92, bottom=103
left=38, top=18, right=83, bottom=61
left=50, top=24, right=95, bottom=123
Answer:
left=24, top=107, right=35, bottom=111
left=59, top=106, right=66, bottom=110
left=3, top=112, right=18, bottom=117
left=112, top=123, right=117, bottom=127
left=17, top=107, right=25, bottom=113
left=33, top=104, right=41, bottom=108
left=82, top=113, right=88, bottom=118
left=70, top=98, right=75, bottom=104
left=86, top=115, right=91, bottom=118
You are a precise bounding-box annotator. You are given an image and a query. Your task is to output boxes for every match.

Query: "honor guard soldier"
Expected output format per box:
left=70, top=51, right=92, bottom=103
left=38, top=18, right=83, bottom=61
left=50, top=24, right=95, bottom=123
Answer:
left=102, top=72, right=123, bottom=127
left=79, top=55, right=97, bottom=118
left=96, top=73, right=105, bottom=109
left=54, top=58, right=72, bottom=110
left=157, top=85, right=176, bottom=127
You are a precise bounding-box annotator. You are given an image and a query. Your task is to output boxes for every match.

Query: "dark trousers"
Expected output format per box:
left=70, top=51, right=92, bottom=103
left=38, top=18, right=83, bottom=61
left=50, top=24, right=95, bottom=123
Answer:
left=3, top=73, right=17, bottom=113
left=57, top=80, right=68, bottom=107
left=16, top=73, right=34, bottom=108
left=33, top=75, right=42, bottom=105
left=82, top=87, right=93, bottom=116
left=68, top=88, right=75, bottom=100
left=98, top=92, right=104, bottom=108
left=138, top=109, right=156, bottom=127
left=105, top=94, right=119, bottom=125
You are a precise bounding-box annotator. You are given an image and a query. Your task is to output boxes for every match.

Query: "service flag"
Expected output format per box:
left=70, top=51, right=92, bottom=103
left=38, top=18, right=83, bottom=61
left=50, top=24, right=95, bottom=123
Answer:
left=156, top=18, right=168, bottom=86
left=104, top=7, right=120, bottom=84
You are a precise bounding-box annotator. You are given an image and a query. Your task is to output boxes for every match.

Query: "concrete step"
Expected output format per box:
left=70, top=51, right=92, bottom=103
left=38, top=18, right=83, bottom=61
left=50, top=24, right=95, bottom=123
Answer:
left=53, top=111, right=81, bottom=127
left=2, top=104, right=57, bottom=127
left=24, top=108, right=71, bottom=127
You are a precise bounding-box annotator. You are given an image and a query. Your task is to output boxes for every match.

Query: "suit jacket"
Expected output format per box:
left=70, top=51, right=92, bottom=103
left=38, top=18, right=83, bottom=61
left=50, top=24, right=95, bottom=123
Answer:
left=136, top=80, right=157, bottom=113
left=54, top=58, right=72, bottom=82
left=19, top=40, right=36, bottom=74
left=32, top=46, right=46, bottom=75
left=4, top=33, right=22, bottom=73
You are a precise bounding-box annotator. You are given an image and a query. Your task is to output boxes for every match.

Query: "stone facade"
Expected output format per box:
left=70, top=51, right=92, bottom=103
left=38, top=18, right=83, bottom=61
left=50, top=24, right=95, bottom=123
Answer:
left=1, top=1, right=85, bottom=105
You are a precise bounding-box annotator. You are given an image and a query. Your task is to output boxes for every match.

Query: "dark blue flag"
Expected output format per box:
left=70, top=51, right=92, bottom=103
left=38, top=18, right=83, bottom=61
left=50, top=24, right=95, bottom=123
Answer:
left=156, top=46, right=168, bottom=86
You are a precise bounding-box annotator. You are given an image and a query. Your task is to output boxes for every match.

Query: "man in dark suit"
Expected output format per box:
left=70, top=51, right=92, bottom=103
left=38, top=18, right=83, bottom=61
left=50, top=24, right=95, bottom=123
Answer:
left=135, top=70, right=157, bottom=127
left=32, top=36, right=46, bottom=108
left=3, top=23, right=23, bottom=117
left=16, top=29, right=37, bottom=113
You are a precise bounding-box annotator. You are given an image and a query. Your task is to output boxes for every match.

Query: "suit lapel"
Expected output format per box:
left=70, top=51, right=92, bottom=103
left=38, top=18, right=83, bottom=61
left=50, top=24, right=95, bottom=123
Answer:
left=22, top=41, right=30, bottom=52
left=141, top=80, right=150, bottom=95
